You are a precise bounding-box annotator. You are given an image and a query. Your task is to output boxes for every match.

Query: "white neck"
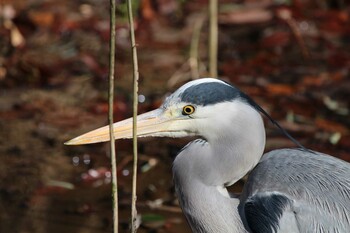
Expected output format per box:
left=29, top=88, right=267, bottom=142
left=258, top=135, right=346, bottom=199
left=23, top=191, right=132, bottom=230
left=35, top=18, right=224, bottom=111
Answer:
left=172, top=101, right=265, bottom=232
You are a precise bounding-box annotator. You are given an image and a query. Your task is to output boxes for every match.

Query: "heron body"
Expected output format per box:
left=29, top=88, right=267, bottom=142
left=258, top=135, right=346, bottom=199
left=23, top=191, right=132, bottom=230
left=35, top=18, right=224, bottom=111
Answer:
left=66, top=78, right=350, bottom=233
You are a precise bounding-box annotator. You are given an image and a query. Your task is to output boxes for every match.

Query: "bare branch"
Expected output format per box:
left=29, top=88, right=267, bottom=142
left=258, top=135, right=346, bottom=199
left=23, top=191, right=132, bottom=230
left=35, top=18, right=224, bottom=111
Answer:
left=209, top=0, right=218, bottom=78
left=108, top=0, right=118, bottom=232
left=126, top=0, right=140, bottom=232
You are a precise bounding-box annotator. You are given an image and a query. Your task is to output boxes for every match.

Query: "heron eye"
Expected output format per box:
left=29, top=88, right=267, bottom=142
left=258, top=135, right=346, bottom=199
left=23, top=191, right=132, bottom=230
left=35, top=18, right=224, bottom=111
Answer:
left=182, top=105, right=195, bottom=115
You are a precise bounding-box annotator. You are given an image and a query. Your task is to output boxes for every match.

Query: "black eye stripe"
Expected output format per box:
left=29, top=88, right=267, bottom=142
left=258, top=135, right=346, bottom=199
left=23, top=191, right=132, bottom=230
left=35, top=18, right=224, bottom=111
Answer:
left=180, top=82, right=242, bottom=106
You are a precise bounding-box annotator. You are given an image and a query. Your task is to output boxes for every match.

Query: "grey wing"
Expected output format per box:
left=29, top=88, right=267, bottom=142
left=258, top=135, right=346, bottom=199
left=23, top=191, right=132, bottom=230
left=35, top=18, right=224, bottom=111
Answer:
left=243, top=192, right=299, bottom=233
left=239, top=149, right=350, bottom=233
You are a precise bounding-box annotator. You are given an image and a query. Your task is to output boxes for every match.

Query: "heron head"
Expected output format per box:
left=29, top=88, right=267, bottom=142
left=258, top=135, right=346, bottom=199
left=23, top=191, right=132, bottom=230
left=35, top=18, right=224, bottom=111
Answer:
left=65, top=78, right=259, bottom=145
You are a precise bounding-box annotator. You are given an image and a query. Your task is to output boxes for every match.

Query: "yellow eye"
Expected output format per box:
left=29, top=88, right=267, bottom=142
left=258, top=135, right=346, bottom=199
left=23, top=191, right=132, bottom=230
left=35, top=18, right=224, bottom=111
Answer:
left=182, top=105, right=195, bottom=115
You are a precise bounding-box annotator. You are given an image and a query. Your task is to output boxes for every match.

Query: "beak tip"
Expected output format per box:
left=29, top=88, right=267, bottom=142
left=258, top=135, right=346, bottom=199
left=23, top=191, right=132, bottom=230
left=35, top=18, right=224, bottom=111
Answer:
left=64, top=137, right=82, bottom=145
left=64, top=135, right=108, bottom=146
left=64, top=140, right=74, bottom=145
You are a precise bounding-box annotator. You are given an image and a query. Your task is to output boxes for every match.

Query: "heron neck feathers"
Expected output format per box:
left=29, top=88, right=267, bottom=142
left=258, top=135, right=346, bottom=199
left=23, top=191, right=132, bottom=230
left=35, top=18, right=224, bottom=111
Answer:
left=172, top=101, right=265, bottom=232
left=183, top=101, right=266, bottom=186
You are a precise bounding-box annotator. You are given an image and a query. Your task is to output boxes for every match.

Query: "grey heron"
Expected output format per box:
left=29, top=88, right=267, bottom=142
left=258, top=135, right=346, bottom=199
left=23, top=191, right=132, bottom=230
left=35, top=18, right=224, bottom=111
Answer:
left=66, top=78, right=350, bottom=233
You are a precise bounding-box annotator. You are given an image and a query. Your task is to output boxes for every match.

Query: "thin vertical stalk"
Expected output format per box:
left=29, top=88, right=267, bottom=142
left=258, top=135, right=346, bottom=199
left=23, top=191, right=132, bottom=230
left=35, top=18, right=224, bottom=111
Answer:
left=126, top=0, right=139, bottom=232
left=108, top=0, right=118, bottom=232
left=276, top=9, right=310, bottom=59
left=209, top=0, right=218, bottom=77
left=189, top=15, right=205, bottom=79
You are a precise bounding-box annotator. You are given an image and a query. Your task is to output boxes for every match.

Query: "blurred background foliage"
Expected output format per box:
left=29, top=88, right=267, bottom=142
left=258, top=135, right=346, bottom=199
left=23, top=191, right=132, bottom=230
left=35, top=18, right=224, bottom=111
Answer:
left=0, top=0, right=349, bottom=232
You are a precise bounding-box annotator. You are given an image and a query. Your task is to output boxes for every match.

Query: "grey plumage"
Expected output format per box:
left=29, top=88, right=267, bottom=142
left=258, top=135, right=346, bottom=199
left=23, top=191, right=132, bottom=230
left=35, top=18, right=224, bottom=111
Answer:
left=243, top=193, right=291, bottom=233
left=66, top=78, right=350, bottom=233
left=170, top=79, right=350, bottom=233
left=241, top=149, right=350, bottom=233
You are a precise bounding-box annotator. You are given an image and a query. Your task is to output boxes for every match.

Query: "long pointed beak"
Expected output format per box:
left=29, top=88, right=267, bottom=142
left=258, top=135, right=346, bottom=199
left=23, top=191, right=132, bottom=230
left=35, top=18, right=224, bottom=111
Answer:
left=65, top=108, right=189, bottom=145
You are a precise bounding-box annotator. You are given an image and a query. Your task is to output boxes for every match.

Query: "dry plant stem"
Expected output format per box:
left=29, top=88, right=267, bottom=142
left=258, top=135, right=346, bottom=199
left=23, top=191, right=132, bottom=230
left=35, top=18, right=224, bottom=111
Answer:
left=167, top=14, right=206, bottom=87
left=108, top=0, right=118, bottom=232
left=285, top=19, right=310, bottom=59
left=190, top=15, right=205, bottom=79
left=277, top=9, right=310, bottom=59
left=209, top=0, right=218, bottom=78
left=126, top=0, right=140, bottom=232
